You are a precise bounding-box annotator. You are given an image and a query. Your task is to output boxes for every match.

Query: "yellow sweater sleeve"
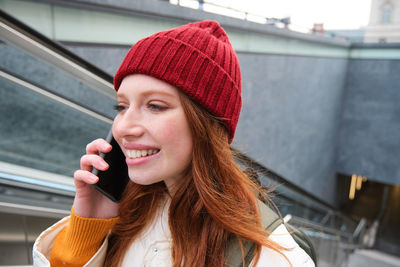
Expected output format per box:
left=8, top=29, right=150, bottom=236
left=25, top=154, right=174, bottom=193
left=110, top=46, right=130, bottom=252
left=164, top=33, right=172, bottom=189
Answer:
left=50, top=207, right=119, bottom=267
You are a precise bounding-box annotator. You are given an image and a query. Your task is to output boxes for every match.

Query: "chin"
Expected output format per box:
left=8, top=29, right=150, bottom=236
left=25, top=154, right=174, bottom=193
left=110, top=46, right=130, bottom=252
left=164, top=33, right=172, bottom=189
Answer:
left=128, top=172, right=161, bottom=186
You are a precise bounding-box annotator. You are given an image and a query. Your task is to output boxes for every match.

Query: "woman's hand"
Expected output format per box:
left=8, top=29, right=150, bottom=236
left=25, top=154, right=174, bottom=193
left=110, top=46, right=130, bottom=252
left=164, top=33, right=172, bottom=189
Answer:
left=72, top=138, right=120, bottom=219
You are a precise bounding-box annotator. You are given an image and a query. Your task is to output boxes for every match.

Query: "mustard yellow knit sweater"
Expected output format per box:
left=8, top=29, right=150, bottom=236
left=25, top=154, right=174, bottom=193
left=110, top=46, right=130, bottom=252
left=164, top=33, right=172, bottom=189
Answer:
left=50, top=208, right=118, bottom=267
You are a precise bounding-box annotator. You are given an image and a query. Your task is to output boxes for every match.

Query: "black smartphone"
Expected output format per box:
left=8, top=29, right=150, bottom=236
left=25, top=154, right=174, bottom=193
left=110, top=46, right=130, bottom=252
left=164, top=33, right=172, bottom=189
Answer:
left=92, top=129, right=129, bottom=202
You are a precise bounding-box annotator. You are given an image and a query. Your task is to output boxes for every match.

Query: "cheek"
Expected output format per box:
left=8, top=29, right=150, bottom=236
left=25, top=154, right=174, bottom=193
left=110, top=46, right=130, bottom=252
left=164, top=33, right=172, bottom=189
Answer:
left=161, top=119, right=180, bottom=139
left=158, top=116, right=192, bottom=150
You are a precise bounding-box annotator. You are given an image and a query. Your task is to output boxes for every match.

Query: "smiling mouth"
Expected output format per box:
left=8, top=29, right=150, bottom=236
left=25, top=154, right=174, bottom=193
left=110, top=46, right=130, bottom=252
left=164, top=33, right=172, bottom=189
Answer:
left=126, top=149, right=160, bottom=159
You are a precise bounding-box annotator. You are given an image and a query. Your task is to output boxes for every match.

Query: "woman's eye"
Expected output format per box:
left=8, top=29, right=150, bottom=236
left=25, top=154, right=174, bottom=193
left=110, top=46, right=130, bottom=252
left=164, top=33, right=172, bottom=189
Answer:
left=113, top=104, right=126, bottom=112
left=148, top=103, right=168, bottom=111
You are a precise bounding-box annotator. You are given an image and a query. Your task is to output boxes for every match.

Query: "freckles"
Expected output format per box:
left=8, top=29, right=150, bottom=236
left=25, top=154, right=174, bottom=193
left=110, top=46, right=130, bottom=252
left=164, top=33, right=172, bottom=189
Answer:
left=159, top=115, right=190, bottom=143
left=161, top=119, right=180, bottom=139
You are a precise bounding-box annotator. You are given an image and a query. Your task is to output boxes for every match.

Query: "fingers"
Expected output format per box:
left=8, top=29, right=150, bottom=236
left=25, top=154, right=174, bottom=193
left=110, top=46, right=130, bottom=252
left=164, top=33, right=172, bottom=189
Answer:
left=74, top=169, right=99, bottom=186
left=75, top=138, right=112, bottom=187
left=80, top=154, right=109, bottom=172
left=86, top=138, right=112, bottom=155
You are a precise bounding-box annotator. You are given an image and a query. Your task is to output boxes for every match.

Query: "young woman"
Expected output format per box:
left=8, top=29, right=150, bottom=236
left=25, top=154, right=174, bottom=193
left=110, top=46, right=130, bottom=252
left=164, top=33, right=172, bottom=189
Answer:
left=33, top=20, right=315, bottom=267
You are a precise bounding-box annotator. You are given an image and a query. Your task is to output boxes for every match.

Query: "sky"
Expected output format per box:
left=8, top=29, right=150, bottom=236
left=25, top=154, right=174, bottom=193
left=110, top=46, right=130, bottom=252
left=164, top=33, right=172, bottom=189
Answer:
left=235, top=0, right=373, bottom=30
left=174, top=0, right=373, bottom=31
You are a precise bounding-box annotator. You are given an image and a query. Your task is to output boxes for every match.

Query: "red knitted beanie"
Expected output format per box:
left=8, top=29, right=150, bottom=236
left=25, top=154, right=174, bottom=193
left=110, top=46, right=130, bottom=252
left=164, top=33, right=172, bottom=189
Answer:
left=114, top=20, right=242, bottom=142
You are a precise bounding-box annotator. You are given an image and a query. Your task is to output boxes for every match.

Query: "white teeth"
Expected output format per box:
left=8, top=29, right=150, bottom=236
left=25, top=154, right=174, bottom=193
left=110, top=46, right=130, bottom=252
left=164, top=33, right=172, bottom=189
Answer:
left=126, top=149, right=158, bottom=159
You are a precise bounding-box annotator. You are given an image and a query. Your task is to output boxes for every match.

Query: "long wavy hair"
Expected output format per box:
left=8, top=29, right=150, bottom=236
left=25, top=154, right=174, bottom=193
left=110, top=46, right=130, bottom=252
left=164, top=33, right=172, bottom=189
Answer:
left=104, top=93, right=285, bottom=266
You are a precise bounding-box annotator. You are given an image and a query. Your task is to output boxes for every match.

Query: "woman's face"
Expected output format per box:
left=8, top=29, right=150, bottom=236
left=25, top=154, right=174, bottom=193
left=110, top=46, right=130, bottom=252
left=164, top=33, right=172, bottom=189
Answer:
left=112, top=74, right=193, bottom=192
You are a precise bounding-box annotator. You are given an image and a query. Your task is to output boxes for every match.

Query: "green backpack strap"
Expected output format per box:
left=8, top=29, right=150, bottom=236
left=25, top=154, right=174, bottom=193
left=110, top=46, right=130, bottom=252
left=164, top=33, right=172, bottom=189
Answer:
left=225, top=200, right=317, bottom=267
left=224, top=200, right=282, bottom=267
left=284, top=223, right=318, bottom=265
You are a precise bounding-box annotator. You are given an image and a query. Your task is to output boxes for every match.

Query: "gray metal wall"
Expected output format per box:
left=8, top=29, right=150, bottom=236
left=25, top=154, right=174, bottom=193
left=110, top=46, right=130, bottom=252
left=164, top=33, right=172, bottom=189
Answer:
left=337, top=58, right=400, bottom=185
left=234, top=53, right=348, bottom=205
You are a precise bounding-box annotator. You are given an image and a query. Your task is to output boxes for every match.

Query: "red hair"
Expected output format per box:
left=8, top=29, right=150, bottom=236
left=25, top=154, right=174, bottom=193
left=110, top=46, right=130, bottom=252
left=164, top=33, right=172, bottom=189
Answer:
left=105, top=94, right=286, bottom=266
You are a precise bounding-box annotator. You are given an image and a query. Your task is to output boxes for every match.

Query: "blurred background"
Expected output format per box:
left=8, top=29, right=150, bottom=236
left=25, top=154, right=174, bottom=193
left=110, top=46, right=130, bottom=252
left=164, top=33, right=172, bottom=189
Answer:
left=0, top=0, right=399, bottom=266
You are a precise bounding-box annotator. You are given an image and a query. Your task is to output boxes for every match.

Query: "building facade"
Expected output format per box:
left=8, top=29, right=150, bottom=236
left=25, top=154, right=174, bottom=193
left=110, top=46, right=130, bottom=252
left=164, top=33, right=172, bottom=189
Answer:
left=365, top=0, right=400, bottom=42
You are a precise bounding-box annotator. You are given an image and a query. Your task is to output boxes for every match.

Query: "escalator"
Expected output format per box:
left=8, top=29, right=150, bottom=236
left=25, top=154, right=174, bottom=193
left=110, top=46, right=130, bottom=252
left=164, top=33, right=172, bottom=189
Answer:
left=0, top=10, right=115, bottom=265
left=340, top=178, right=400, bottom=256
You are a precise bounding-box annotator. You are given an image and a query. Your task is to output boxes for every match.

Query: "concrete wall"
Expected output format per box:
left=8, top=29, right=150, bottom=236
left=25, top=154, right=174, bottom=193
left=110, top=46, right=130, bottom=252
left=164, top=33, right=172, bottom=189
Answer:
left=337, top=55, right=400, bottom=185
left=235, top=53, right=348, bottom=204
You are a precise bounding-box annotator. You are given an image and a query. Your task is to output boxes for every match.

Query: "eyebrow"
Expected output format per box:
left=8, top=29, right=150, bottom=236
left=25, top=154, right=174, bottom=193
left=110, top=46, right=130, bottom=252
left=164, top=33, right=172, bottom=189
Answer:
left=116, top=90, right=175, bottom=99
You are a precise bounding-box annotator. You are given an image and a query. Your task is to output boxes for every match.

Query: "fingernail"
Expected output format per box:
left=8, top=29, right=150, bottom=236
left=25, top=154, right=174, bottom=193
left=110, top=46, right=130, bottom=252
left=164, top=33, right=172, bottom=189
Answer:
left=90, top=176, right=98, bottom=183
left=101, top=162, right=108, bottom=168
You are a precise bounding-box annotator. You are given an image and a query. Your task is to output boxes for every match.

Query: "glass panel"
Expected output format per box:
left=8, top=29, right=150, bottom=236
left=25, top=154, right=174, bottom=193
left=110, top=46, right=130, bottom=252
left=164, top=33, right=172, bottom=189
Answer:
left=0, top=41, right=117, bottom=176
left=238, top=158, right=359, bottom=234
left=0, top=77, right=110, bottom=176
left=382, top=8, right=391, bottom=23
left=0, top=40, right=116, bottom=118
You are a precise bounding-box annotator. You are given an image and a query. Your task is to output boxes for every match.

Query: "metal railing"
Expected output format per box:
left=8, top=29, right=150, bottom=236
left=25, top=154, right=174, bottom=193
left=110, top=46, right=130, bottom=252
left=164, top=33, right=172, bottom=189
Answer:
left=164, top=0, right=361, bottom=40
left=167, top=0, right=291, bottom=27
left=287, top=214, right=368, bottom=267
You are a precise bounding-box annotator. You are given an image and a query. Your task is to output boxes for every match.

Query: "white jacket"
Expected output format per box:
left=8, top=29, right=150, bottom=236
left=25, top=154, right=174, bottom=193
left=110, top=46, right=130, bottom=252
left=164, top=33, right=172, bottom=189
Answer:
left=33, top=200, right=315, bottom=267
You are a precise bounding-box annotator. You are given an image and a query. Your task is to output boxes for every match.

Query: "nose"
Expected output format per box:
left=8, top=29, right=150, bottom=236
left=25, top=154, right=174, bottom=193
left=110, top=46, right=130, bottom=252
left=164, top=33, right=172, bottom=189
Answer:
left=113, top=107, right=145, bottom=138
